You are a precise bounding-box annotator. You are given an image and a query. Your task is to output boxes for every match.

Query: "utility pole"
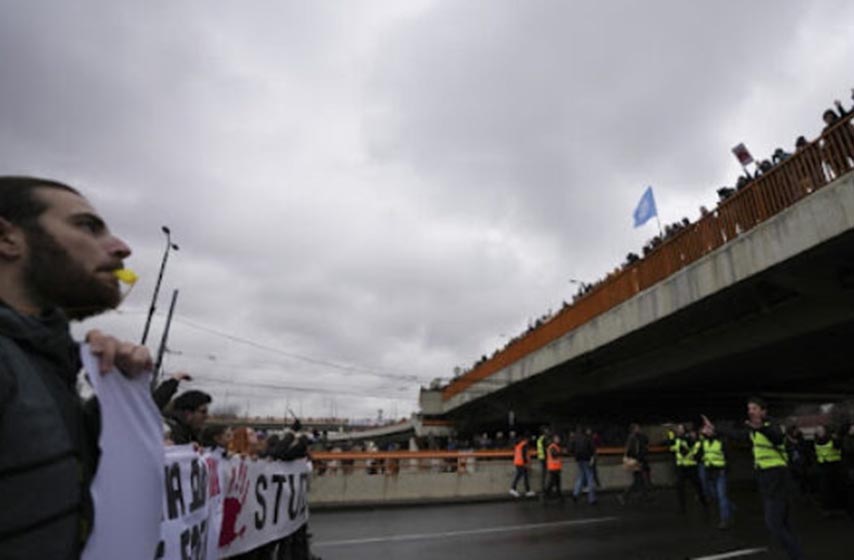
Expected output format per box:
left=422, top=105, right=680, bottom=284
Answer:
left=142, top=226, right=179, bottom=345
left=153, top=289, right=179, bottom=382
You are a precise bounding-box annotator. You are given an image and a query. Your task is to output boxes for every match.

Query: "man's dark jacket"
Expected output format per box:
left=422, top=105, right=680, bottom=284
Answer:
left=0, top=304, right=99, bottom=559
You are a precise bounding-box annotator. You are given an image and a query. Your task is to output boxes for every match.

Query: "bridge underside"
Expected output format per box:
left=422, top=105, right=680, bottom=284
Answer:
left=447, top=228, right=854, bottom=430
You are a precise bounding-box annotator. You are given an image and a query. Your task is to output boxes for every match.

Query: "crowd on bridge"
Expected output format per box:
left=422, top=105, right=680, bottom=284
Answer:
left=447, top=88, right=854, bottom=389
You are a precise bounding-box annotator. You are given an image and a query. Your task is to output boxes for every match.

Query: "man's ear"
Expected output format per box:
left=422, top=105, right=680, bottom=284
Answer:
left=0, top=218, right=26, bottom=260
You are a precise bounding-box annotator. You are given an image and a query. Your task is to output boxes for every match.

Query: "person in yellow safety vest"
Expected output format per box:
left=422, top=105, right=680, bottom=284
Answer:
left=509, top=433, right=536, bottom=498
left=700, top=423, right=733, bottom=530
left=703, top=398, right=803, bottom=560
left=536, top=426, right=550, bottom=493
left=667, top=424, right=708, bottom=514
left=814, top=424, right=844, bottom=513
left=542, top=434, right=565, bottom=504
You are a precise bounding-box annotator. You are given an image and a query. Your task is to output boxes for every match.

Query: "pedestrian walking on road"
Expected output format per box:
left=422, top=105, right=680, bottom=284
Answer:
left=669, top=424, right=708, bottom=514
left=509, top=433, right=535, bottom=498
left=618, top=423, right=651, bottom=506
left=536, top=426, right=550, bottom=493
left=814, top=424, right=845, bottom=514
left=700, top=423, right=733, bottom=529
left=570, top=427, right=597, bottom=505
left=704, top=398, right=804, bottom=560
left=543, top=434, right=565, bottom=503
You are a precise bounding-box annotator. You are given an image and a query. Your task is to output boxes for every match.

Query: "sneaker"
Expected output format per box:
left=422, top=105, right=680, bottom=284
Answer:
left=509, top=489, right=520, bottom=498
left=616, top=494, right=625, bottom=506
left=525, top=491, right=536, bottom=497
left=717, top=520, right=732, bottom=531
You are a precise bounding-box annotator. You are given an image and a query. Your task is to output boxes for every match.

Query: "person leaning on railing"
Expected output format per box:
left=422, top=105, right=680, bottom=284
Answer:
left=794, top=136, right=826, bottom=193
left=821, top=107, right=854, bottom=178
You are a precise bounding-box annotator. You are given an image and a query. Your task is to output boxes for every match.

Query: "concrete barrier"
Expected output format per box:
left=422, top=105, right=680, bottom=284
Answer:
left=309, top=449, right=757, bottom=509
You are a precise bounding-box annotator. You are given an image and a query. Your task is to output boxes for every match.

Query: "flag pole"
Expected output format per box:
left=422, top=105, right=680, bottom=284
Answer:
left=655, top=214, right=663, bottom=238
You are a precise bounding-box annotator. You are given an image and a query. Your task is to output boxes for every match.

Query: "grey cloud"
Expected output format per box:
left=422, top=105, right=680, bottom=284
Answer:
left=8, top=0, right=854, bottom=418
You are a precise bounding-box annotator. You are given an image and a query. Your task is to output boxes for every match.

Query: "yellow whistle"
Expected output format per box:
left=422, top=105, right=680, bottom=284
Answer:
left=113, top=268, right=139, bottom=285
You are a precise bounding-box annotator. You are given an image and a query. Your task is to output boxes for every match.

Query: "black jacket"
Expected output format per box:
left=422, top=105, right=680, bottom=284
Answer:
left=0, top=304, right=99, bottom=559
left=164, top=411, right=198, bottom=445
left=625, top=433, right=649, bottom=462
left=570, top=434, right=595, bottom=462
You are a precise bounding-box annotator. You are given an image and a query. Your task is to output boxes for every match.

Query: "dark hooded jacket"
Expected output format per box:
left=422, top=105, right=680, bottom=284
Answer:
left=0, top=303, right=99, bottom=559
left=164, top=411, right=198, bottom=445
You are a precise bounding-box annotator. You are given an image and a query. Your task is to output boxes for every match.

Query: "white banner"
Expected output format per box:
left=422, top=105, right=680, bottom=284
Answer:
left=217, top=454, right=310, bottom=558
left=157, top=446, right=310, bottom=559
left=82, top=346, right=164, bottom=560
left=157, top=446, right=219, bottom=559
left=80, top=346, right=310, bottom=560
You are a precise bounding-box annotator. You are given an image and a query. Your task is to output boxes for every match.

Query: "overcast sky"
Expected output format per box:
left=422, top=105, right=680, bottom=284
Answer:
left=2, top=1, right=852, bottom=420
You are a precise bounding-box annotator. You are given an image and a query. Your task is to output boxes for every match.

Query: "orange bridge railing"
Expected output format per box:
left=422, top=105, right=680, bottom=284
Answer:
left=443, top=112, right=854, bottom=401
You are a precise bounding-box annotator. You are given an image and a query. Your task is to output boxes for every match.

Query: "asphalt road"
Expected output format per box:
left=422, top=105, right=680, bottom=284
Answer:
left=309, top=487, right=849, bottom=560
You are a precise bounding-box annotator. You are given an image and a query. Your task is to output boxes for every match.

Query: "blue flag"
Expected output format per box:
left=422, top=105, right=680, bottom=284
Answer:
left=633, top=186, right=658, bottom=228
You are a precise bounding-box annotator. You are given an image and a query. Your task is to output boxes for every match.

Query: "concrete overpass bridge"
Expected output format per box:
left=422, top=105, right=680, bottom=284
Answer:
left=421, top=114, right=854, bottom=429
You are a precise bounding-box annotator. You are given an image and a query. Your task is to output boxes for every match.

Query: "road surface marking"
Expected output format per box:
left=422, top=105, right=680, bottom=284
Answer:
left=315, top=516, right=619, bottom=547
left=690, top=548, right=768, bottom=560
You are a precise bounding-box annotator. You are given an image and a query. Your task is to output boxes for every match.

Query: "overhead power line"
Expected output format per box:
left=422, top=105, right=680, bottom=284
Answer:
left=171, top=315, right=424, bottom=382
left=188, top=374, right=414, bottom=401
left=112, top=307, right=429, bottom=383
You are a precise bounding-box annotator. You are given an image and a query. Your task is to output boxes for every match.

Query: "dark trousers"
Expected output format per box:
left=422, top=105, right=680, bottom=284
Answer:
left=511, top=466, right=530, bottom=492
left=758, top=468, right=803, bottom=560
left=544, top=470, right=563, bottom=501
left=676, top=466, right=707, bottom=512
left=539, top=459, right=548, bottom=491
left=621, top=469, right=650, bottom=503
left=818, top=462, right=844, bottom=511
left=762, top=495, right=803, bottom=560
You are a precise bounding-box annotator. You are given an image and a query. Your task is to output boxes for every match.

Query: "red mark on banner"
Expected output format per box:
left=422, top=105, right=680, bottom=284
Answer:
left=205, top=457, right=221, bottom=498
left=219, top=460, right=250, bottom=546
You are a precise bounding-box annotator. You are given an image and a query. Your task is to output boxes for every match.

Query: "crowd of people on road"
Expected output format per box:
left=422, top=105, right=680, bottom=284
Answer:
left=500, top=397, right=854, bottom=560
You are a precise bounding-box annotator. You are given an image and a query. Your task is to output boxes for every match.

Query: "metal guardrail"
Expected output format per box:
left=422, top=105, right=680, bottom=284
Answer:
left=310, top=446, right=669, bottom=476
left=443, top=112, right=854, bottom=400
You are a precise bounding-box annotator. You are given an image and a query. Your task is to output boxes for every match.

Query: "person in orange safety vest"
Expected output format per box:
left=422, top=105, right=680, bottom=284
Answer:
left=509, top=433, right=536, bottom=498
left=543, top=434, right=566, bottom=503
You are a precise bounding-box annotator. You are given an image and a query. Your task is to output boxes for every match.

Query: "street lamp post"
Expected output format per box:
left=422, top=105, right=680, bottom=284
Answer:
left=141, top=226, right=179, bottom=345
left=154, top=289, right=179, bottom=382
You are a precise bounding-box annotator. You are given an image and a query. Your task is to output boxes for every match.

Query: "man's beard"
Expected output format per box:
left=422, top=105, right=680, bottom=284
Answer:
left=23, top=225, right=121, bottom=320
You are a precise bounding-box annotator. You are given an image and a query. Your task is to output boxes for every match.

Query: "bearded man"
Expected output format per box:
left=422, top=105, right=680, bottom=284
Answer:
left=0, top=176, right=152, bottom=559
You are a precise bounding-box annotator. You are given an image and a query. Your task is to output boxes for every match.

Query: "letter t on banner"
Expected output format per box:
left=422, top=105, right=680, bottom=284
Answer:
left=633, top=186, right=662, bottom=236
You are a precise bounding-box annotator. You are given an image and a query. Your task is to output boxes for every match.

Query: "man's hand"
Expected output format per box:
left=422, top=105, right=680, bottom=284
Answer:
left=86, top=330, right=153, bottom=376
left=171, top=371, right=193, bottom=382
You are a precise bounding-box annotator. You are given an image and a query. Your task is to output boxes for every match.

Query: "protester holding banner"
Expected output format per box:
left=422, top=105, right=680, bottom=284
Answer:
left=201, top=424, right=234, bottom=457
left=0, top=176, right=152, bottom=559
left=153, top=371, right=193, bottom=411
left=165, top=389, right=213, bottom=444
